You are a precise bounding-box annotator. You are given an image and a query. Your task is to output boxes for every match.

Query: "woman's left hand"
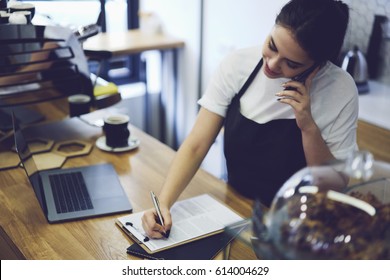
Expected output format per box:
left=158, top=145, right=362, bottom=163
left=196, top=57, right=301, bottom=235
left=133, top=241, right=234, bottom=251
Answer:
left=276, top=68, right=319, bottom=132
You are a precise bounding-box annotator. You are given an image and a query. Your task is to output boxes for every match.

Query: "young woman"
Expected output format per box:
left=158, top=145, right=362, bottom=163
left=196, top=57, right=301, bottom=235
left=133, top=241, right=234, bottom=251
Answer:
left=142, top=0, right=358, bottom=238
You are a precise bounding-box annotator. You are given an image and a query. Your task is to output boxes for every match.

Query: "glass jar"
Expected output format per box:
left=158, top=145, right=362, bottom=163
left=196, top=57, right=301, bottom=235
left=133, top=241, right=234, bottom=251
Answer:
left=252, top=151, right=390, bottom=259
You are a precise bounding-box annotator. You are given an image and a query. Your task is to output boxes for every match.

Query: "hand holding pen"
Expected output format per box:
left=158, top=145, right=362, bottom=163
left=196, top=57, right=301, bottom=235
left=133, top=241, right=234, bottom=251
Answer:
left=141, top=191, right=171, bottom=238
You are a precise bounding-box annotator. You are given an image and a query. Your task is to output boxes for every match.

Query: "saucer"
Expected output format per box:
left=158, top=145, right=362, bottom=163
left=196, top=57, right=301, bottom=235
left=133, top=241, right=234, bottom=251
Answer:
left=96, top=136, right=140, bottom=153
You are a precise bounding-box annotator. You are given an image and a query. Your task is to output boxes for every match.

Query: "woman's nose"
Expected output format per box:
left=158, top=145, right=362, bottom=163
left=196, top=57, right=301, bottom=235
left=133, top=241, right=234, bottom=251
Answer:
left=268, top=57, right=281, bottom=72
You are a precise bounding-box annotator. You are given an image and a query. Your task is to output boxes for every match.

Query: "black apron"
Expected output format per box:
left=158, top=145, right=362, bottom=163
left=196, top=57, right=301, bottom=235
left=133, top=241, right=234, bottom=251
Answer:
left=224, top=59, right=306, bottom=207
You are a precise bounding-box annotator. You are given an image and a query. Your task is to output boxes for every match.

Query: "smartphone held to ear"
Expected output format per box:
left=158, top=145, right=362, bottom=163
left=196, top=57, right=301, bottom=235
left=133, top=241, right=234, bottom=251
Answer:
left=284, top=63, right=318, bottom=91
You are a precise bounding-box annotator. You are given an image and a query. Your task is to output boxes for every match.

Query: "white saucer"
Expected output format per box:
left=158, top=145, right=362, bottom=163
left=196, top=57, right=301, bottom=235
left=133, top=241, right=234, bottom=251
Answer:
left=95, top=136, right=140, bottom=153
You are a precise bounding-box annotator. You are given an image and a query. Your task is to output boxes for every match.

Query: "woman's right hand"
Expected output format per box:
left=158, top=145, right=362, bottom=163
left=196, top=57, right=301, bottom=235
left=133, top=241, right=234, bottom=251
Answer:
left=141, top=205, right=172, bottom=239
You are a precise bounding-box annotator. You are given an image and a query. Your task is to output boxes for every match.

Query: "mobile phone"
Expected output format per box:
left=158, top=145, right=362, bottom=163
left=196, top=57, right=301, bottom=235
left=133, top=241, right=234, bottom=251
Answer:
left=284, top=63, right=318, bottom=90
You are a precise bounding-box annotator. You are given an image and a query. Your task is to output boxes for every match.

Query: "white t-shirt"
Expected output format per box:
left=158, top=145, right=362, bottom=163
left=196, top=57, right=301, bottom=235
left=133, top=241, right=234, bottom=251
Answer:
left=198, top=46, right=359, bottom=160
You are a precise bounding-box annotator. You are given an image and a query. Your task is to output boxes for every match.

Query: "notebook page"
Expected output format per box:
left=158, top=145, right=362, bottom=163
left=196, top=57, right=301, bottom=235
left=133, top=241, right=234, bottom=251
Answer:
left=117, top=194, right=243, bottom=252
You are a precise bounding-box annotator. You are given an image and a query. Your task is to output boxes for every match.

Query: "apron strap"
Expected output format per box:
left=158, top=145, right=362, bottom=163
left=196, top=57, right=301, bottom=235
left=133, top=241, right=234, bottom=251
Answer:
left=236, top=58, right=263, bottom=99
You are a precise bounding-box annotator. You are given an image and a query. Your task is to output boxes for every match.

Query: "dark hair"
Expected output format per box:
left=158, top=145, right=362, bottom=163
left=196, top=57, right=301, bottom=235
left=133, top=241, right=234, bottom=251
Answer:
left=275, top=0, right=349, bottom=64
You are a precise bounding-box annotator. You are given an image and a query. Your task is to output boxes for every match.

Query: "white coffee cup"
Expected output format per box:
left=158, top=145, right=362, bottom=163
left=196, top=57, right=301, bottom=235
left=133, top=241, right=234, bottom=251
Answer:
left=8, top=11, right=26, bottom=24
left=9, top=2, right=35, bottom=19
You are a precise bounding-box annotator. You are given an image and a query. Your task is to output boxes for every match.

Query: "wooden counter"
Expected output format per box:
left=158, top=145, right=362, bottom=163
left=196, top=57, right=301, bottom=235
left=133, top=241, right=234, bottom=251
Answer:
left=0, top=99, right=255, bottom=260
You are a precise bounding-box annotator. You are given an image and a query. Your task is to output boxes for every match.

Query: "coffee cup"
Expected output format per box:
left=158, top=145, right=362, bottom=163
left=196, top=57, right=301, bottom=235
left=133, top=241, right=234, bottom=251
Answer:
left=8, top=11, right=26, bottom=24
left=9, top=2, right=35, bottom=19
left=11, top=10, right=31, bottom=23
left=103, top=114, right=130, bottom=148
left=68, top=94, right=91, bottom=117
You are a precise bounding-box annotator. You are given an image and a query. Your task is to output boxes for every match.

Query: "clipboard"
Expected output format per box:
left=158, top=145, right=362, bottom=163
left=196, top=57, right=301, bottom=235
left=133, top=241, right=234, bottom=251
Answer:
left=116, top=194, right=244, bottom=255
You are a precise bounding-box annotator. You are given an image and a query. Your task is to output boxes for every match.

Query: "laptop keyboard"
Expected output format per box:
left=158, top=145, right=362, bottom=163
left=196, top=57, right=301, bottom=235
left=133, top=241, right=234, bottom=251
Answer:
left=49, top=171, right=94, bottom=214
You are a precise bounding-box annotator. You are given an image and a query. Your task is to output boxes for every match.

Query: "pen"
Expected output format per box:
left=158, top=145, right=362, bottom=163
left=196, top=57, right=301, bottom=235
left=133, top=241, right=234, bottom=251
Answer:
left=150, top=191, right=167, bottom=236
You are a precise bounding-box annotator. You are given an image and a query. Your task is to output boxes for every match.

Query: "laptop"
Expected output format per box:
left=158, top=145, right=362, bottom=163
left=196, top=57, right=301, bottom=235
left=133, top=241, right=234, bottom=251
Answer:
left=12, top=116, right=133, bottom=223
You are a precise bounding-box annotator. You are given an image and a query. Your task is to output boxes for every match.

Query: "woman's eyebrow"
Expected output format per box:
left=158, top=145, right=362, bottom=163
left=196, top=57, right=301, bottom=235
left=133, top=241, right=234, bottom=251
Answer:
left=271, top=36, right=305, bottom=67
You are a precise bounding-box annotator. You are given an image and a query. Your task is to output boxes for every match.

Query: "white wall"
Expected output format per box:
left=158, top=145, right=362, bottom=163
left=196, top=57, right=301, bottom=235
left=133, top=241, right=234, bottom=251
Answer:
left=141, top=0, right=202, bottom=146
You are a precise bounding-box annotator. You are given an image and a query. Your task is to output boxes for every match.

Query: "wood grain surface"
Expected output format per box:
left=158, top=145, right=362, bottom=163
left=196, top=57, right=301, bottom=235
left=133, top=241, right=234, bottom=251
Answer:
left=0, top=99, right=256, bottom=260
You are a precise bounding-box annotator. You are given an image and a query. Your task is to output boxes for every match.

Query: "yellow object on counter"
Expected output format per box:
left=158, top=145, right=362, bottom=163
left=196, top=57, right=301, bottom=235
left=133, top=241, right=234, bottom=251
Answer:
left=94, top=82, right=119, bottom=97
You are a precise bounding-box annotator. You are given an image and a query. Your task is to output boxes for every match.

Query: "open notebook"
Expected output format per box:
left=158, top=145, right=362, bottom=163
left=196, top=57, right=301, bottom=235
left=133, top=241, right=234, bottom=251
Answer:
left=116, top=194, right=244, bottom=254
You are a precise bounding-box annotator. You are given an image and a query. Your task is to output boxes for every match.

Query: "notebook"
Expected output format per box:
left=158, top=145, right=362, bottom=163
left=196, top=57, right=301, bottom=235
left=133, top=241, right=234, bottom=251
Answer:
left=126, top=232, right=233, bottom=260
left=12, top=115, right=132, bottom=223
left=116, top=194, right=244, bottom=254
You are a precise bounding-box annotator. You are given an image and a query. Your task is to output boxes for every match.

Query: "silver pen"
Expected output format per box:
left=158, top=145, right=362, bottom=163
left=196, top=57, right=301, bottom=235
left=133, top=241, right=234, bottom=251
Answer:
left=150, top=191, right=165, bottom=228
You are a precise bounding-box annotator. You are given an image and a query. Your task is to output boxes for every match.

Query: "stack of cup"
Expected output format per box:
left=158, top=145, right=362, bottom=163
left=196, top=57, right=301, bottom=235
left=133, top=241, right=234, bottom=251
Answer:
left=1, top=1, right=35, bottom=24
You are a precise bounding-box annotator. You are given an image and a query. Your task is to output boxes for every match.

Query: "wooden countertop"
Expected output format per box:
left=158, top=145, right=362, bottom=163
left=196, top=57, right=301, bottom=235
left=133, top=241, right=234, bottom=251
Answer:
left=0, top=99, right=255, bottom=260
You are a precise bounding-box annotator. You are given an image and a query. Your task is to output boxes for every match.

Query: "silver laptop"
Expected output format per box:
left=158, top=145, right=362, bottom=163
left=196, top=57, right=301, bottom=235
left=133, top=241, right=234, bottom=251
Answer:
left=12, top=115, right=132, bottom=223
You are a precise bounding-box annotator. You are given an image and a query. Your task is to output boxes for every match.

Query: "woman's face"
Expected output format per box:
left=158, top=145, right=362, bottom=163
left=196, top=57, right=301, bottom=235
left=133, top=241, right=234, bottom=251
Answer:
left=262, top=24, right=315, bottom=79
